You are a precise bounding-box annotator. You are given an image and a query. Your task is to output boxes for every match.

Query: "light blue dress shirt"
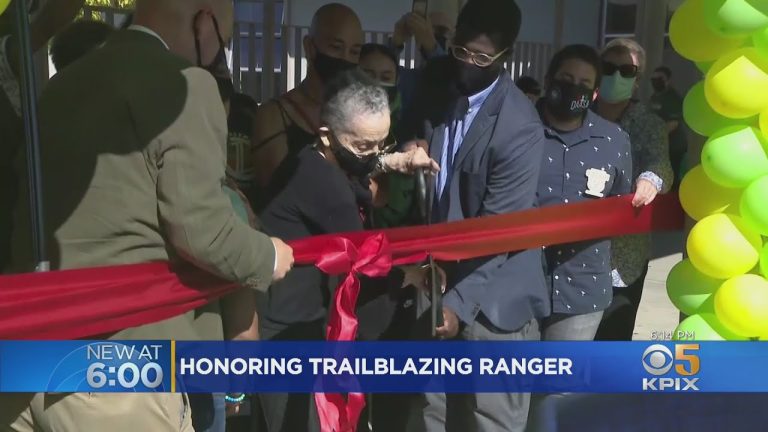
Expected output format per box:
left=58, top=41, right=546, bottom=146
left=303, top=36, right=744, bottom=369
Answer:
left=436, top=76, right=501, bottom=200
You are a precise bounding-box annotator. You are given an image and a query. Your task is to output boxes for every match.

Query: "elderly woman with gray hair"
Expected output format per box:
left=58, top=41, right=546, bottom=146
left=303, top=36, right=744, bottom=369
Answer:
left=256, top=69, right=439, bottom=431
left=593, top=38, right=674, bottom=341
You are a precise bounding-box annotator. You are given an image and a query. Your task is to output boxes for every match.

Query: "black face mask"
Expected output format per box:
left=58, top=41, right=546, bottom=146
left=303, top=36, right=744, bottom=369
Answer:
left=545, top=79, right=593, bottom=122
left=651, top=77, right=667, bottom=93
left=194, top=12, right=227, bottom=74
left=313, top=46, right=357, bottom=83
left=329, top=134, right=379, bottom=178
left=452, top=56, right=502, bottom=96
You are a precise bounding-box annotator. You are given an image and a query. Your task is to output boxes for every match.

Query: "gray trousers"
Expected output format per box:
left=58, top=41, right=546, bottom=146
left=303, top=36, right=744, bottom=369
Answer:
left=258, top=319, right=324, bottom=432
left=407, top=318, right=540, bottom=432
left=541, top=311, right=604, bottom=341
left=526, top=311, right=603, bottom=432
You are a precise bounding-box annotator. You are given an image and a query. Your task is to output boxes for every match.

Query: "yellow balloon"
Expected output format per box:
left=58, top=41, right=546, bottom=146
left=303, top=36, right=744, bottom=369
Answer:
left=670, top=0, right=747, bottom=62
left=706, top=48, right=768, bottom=118
left=714, top=274, right=768, bottom=337
left=0, top=0, right=9, bottom=15
left=679, top=165, right=742, bottom=220
left=687, top=214, right=763, bottom=279
left=760, top=110, right=768, bottom=136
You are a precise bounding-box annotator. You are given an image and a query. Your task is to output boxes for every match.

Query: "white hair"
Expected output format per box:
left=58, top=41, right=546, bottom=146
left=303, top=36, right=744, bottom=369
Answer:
left=320, top=70, right=389, bottom=134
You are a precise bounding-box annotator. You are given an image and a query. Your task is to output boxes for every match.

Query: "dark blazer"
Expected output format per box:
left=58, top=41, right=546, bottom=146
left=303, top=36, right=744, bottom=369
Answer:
left=411, top=57, right=550, bottom=332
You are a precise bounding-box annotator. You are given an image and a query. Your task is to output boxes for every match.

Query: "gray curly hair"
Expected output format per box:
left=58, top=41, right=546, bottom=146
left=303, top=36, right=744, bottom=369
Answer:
left=320, top=69, right=390, bottom=135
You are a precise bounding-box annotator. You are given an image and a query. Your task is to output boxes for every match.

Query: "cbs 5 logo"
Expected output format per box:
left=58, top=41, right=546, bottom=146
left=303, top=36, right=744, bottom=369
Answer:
left=642, top=344, right=700, bottom=376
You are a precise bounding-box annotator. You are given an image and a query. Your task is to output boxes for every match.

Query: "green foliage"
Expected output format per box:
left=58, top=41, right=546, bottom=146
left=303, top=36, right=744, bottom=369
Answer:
left=85, top=0, right=135, bottom=8
left=81, top=0, right=134, bottom=21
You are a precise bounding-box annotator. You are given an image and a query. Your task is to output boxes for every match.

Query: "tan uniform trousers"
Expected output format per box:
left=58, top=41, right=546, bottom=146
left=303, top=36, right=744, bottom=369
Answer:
left=0, top=393, right=193, bottom=432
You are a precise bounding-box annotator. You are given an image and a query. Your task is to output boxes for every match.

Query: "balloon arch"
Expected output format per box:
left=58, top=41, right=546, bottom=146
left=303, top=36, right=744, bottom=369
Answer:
left=668, top=0, right=768, bottom=340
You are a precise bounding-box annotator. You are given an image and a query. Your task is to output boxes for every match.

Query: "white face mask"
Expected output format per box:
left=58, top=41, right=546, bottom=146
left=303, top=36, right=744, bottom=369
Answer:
left=600, top=72, right=636, bottom=103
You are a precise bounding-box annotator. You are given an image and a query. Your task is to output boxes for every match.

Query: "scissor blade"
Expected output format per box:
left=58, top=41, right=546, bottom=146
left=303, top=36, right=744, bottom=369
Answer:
left=430, top=256, right=443, bottom=337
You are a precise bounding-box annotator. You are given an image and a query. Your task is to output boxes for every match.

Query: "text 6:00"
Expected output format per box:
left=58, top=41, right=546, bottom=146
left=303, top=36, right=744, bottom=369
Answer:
left=86, top=362, right=164, bottom=389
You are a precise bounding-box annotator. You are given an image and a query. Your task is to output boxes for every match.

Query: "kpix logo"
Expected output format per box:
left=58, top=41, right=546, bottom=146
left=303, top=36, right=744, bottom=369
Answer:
left=641, top=344, right=700, bottom=391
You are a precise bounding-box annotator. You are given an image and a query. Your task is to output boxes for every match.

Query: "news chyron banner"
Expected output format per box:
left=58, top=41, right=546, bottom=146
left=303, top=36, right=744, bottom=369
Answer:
left=0, top=341, right=764, bottom=393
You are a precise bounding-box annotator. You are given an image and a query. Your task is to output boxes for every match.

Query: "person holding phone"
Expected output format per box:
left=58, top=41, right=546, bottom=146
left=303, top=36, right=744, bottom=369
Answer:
left=413, top=0, right=428, bottom=17
left=391, top=8, right=453, bottom=60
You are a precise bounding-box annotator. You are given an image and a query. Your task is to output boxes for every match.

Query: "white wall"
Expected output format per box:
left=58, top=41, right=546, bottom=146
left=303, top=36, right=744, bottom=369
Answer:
left=287, top=0, right=461, bottom=31
left=288, top=0, right=416, bottom=31
left=516, top=0, right=602, bottom=46
left=516, top=0, right=557, bottom=44
left=562, top=0, right=602, bottom=46
left=287, top=0, right=602, bottom=45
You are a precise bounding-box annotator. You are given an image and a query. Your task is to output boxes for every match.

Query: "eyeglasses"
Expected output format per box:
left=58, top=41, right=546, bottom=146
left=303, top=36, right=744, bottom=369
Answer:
left=603, top=61, right=639, bottom=78
left=331, top=131, right=398, bottom=156
left=450, top=45, right=509, bottom=68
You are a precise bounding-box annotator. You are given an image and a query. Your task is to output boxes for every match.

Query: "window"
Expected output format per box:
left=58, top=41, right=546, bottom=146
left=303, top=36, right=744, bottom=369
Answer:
left=600, top=0, right=674, bottom=47
left=604, top=0, right=637, bottom=36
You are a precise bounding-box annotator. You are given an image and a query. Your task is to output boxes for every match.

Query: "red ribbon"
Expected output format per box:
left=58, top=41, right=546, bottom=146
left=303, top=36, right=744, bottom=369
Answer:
left=311, top=234, right=422, bottom=431
left=0, top=194, right=684, bottom=432
left=0, top=194, right=683, bottom=341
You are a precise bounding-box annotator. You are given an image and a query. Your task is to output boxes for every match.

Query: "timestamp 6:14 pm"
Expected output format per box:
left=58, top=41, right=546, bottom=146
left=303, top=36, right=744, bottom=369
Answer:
left=650, top=330, right=695, bottom=341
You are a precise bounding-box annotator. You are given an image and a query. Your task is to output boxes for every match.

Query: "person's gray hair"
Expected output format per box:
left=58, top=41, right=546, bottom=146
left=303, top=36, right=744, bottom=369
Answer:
left=320, top=69, right=389, bottom=135
left=603, top=38, right=647, bottom=75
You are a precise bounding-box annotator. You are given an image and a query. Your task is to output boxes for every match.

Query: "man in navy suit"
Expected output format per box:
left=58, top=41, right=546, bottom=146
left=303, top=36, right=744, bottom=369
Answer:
left=406, top=0, right=549, bottom=430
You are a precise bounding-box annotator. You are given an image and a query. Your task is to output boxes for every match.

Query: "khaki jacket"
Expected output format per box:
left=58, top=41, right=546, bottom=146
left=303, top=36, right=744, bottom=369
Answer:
left=14, top=30, right=275, bottom=340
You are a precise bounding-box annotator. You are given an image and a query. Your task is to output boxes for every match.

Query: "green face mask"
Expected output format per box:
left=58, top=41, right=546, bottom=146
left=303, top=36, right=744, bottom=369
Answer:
left=600, top=72, right=636, bottom=103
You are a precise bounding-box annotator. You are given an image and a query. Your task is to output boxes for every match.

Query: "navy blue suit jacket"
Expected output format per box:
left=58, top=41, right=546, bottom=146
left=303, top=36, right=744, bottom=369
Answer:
left=409, top=57, right=550, bottom=332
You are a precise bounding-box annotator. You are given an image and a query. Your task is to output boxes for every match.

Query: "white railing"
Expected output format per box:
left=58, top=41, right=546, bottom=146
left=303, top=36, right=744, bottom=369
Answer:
left=239, top=23, right=552, bottom=103
left=78, top=2, right=553, bottom=104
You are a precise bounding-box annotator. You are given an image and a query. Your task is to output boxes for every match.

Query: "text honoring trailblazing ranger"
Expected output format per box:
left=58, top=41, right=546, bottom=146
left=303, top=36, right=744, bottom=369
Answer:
left=178, top=356, right=574, bottom=377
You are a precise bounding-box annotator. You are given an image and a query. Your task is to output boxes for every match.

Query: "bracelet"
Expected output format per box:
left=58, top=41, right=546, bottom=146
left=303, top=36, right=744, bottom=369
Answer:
left=373, top=154, right=389, bottom=176
left=224, top=393, right=246, bottom=404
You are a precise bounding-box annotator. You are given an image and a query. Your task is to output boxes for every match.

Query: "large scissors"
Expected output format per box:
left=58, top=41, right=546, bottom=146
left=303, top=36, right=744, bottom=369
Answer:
left=415, top=169, right=443, bottom=337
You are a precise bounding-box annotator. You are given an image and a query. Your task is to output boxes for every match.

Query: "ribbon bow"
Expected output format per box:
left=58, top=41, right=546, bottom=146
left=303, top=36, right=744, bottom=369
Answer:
left=314, top=233, right=393, bottom=432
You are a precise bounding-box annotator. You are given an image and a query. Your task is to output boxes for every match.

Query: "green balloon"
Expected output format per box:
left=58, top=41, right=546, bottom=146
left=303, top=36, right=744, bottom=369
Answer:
left=754, top=26, right=768, bottom=55
left=704, top=0, right=768, bottom=36
left=701, top=125, right=768, bottom=187
left=683, top=82, right=753, bottom=137
left=696, top=61, right=714, bottom=74
left=741, top=175, right=768, bottom=235
left=674, top=313, right=748, bottom=341
left=761, top=243, right=768, bottom=278
left=667, top=259, right=723, bottom=315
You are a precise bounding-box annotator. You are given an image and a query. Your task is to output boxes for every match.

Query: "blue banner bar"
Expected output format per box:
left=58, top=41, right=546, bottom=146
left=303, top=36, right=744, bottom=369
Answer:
left=0, top=341, right=765, bottom=393
left=0, top=341, right=172, bottom=392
